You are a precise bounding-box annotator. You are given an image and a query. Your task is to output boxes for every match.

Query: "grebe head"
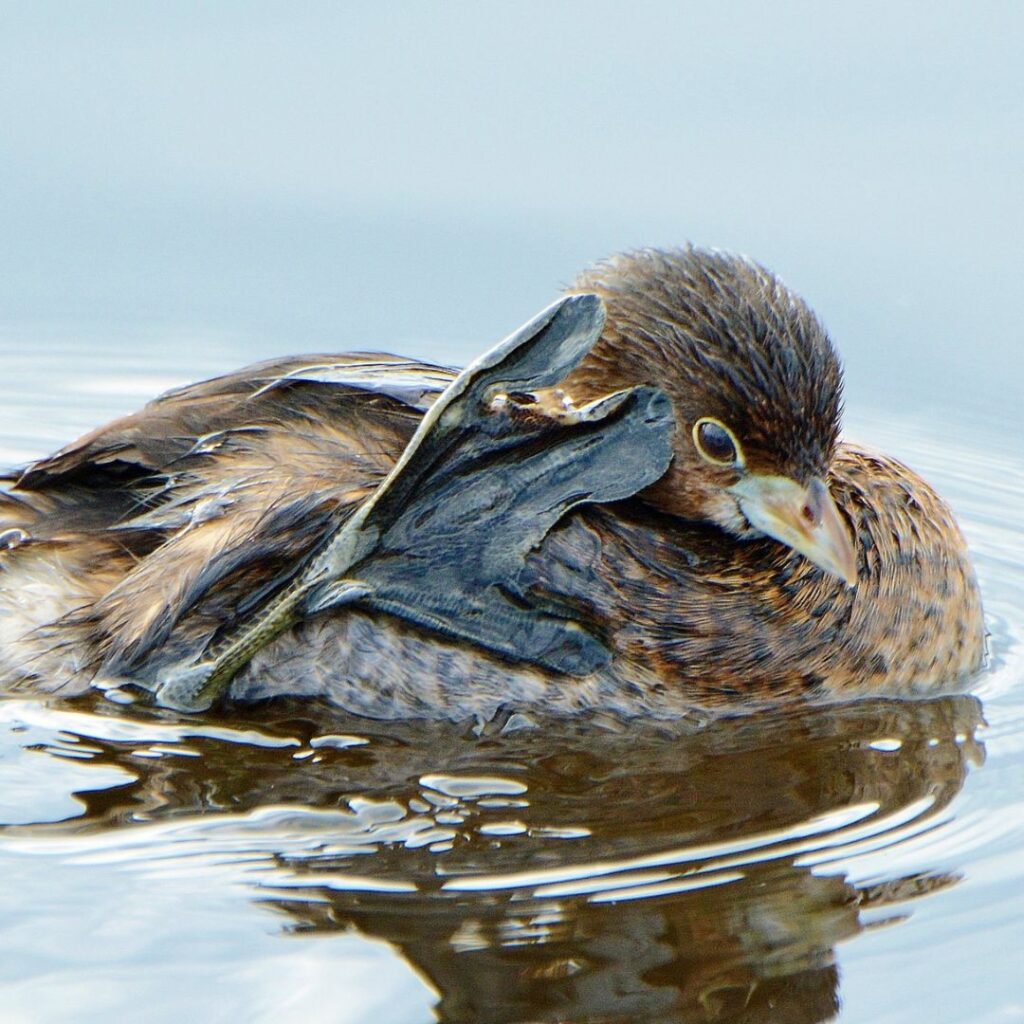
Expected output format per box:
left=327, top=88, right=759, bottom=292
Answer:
left=567, top=246, right=856, bottom=585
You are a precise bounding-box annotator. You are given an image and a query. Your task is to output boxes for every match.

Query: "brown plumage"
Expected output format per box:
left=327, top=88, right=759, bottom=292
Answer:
left=564, top=249, right=843, bottom=526
left=0, top=247, right=985, bottom=720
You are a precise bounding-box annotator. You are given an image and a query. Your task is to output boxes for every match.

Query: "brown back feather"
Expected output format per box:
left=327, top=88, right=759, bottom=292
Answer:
left=3, top=353, right=452, bottom=678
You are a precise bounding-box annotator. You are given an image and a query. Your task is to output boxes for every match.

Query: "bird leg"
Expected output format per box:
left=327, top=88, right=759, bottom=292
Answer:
left=146, top=295, right=675, bottom=712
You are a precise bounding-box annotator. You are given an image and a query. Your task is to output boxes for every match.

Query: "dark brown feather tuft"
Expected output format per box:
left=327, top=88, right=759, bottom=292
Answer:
left=568, top=246, right=843, bottom=481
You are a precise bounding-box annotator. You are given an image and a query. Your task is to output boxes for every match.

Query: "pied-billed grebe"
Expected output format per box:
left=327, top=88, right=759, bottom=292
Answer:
left=0, top=247, right=985, bottom=720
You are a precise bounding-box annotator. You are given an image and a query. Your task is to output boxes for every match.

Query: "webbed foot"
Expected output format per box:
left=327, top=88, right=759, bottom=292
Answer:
left=149, top=295, right=675, bottom=711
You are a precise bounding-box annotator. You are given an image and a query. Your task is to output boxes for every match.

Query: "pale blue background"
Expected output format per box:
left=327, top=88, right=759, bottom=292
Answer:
left=1, top=2, right=1021, bottom=417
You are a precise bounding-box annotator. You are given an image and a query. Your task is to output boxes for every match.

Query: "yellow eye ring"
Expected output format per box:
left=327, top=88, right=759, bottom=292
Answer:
left=692, top=417, right=744, bottom=467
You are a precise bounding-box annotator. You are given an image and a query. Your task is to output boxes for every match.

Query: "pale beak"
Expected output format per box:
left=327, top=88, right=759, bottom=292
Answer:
left=728, top=474, right=858, bottom=587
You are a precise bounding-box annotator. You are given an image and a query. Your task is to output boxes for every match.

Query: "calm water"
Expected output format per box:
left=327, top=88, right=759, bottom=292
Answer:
left=0, top=331, right=1021, bottom=1024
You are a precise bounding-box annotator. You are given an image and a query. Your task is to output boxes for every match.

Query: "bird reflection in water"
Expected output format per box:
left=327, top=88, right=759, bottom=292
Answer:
left=38, top=692, right=983, bottom=1024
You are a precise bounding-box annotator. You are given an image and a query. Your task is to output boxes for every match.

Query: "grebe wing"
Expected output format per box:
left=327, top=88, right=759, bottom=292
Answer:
left=14, top=352, right=454, bottom=491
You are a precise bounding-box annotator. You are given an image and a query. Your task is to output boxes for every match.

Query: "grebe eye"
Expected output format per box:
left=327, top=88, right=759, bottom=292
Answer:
left=693, top=418, right=741, bottom=466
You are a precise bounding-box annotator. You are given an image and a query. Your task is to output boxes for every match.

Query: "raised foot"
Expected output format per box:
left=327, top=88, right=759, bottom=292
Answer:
left=146, top=295, right=675, bottom=712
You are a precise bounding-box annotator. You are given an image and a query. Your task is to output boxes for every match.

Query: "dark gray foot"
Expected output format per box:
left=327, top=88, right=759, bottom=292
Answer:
left=149, top=295, right=674, bottom=711
left=309, top=383, right=673, bottom=674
